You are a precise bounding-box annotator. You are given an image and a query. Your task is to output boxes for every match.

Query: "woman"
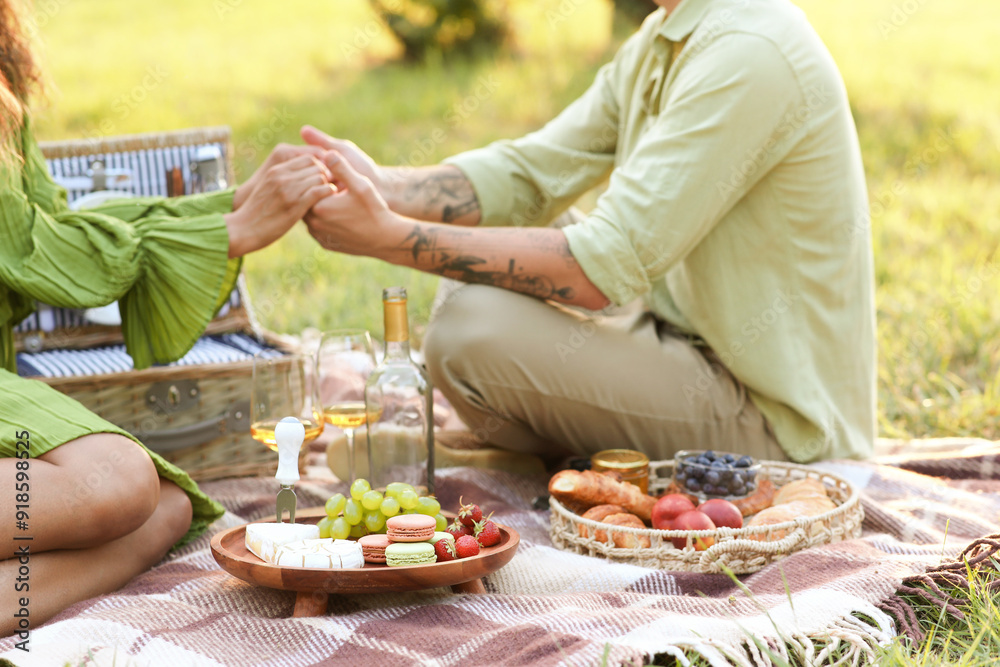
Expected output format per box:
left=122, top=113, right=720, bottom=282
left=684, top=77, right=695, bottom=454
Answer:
left=0, top=0, right=333, bottom=635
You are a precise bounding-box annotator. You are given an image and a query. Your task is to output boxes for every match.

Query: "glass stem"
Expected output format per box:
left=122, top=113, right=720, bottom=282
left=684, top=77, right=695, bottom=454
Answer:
left=344, top=427, right=356, bottom=484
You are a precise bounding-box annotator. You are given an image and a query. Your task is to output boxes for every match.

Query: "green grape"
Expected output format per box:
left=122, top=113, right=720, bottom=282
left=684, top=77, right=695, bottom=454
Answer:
left=349, top=523, right=369, bottom=539
left=385, top=482, right=415, bottom=499
left=330, top=517, right=351, bottom=540
left=398, top=488, right=419, bottom=510
left=434, top=513, right=447, bottom=531
left=350, top=478, right=371, bottom=501
left=380, top=497, right=401, bottom=517
left=363, top=510, right=387, bottom=533
left=343, top=498, right=363, bottom=525
left=325, top=493, right=346, bottom=518
left=415, top=496, right=441, bottom=517
left=361, top=490, right=384, bottom=511
left=317, top=516, right=335, bottom=539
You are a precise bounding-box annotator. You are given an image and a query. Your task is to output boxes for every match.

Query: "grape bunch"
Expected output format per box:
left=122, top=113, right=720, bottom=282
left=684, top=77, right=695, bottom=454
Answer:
left=317, top=478, right=446, bottom=540
left=675, top=450, right=758, bottom=498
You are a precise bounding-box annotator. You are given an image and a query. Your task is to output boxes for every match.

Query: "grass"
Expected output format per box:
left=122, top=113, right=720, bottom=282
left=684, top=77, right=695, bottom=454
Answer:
left=28, top=2, right=1000, bottom=662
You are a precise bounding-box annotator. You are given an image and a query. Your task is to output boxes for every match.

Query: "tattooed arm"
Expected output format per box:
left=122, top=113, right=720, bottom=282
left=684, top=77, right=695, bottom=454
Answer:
left=300, top=126, right=481, bottom=226
left=303, top=152, right=610, bottom=310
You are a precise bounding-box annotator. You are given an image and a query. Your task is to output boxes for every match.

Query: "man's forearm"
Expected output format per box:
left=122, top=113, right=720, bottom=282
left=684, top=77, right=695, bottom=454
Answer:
left=381, top=165, right=482, bottom=226
left=373, top=218, right=609, bottom=310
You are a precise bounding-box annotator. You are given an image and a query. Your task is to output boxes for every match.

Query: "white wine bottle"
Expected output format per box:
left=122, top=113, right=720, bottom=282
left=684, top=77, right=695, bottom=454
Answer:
left=365, top=287, right=434, bottom=494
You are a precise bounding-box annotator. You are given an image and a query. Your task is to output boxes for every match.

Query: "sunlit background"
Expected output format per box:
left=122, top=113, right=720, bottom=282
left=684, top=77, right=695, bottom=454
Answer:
left=32, top=0, right=1000, bottom=440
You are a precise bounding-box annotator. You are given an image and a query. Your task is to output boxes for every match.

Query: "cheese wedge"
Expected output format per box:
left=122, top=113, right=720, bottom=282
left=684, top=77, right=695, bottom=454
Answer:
left=272, top=538, right=365, bottom=569
left=245, top=523, right=320, bottom=563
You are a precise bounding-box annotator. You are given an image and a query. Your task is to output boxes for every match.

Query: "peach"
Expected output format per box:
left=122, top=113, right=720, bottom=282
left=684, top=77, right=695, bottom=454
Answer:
left=651, top=494, right=696, bottom=530
left=698, top=498, right=743, bottom=530
left=670, top=510, right=716, bottom=550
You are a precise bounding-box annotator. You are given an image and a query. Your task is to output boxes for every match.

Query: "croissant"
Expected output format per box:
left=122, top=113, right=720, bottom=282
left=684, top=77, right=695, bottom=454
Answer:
left=594, top=512, right=651, bottom=548
left=578, top=504, right=628, bottom=538
left=549, top=470, right=656, bottom=521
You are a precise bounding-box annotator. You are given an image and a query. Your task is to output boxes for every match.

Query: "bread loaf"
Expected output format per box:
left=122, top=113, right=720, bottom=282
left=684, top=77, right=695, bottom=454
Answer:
left=549, top=470, right=656, bottom=521
left=593, top=512, right=651, bottom=548
left=578, top=504, right=627, bottom=538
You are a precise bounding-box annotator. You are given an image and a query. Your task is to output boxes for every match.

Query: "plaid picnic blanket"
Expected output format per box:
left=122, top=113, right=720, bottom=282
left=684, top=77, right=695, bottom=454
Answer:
left=3, top=442, right=999, bottom=667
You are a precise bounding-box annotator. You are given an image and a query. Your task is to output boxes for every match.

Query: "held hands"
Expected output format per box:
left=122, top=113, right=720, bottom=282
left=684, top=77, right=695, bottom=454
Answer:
left=303, top=150, right=398, bottom=256
left=224, top=152, right=335, bottom=258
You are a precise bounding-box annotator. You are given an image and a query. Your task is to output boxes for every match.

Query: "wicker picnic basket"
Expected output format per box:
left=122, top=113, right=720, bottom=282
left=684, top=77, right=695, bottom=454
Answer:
left=15, top=128, right=306, bottom=481
left=549, top=460, right=863, bottom=574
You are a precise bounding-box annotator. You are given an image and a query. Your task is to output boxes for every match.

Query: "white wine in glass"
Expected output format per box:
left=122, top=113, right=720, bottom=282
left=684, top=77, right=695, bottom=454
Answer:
left=316, top=330, right=377, bottom=483
left=250, top=352, right=324, bottom=452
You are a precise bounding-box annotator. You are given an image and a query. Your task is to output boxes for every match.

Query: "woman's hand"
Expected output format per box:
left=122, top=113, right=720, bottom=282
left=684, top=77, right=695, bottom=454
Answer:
left=224, top=154, right=334, bottom=258
left=232, top=143, right=326, bottom=211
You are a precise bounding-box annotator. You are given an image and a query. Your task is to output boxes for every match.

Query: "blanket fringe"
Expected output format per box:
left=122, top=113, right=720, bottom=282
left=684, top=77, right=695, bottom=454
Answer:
left=877, top=533, right=1000, bottom=644
left=649, top=608, right=895, bottom=667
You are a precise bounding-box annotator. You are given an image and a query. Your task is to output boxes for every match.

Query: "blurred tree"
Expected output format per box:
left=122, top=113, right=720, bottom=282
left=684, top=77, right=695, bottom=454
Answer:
left=369, top=0, right=509, bottom=63
left=613, top=0, right=658, bottom=28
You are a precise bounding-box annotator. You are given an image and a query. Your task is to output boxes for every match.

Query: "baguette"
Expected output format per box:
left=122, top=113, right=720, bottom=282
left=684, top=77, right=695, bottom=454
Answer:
left=548, top=469, right=656, bottom=521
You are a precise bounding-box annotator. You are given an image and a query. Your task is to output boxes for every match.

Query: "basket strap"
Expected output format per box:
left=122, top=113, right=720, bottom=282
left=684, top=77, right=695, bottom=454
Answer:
left=698, top=527, right=808, bottom=571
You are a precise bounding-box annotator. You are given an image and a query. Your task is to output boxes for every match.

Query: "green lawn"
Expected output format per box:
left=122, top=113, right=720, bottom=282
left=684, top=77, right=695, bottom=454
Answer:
left=33, top=0, right=999, bottom=445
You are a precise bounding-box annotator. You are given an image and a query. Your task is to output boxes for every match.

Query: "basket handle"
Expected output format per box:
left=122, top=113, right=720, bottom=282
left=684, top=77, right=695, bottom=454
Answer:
left=697, top=527, right=808, bottom=572
left=137, top=401, right=250, bottom=453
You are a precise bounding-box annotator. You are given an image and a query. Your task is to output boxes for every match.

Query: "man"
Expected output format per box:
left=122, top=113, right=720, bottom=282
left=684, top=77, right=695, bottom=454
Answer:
left=300, top=0, right=875, bottom=465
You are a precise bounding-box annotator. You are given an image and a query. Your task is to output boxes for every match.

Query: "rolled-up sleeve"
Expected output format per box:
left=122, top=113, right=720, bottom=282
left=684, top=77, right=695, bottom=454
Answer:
left=563, top=33, right=806, bottom=306
left=444, top=36, right=632, bottom=227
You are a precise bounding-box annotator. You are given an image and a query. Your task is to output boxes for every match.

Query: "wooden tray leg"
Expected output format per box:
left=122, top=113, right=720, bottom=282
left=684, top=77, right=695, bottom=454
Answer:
left=451, top=578, right=486, bottom=595
left=293, top=590, right=329, bottom=617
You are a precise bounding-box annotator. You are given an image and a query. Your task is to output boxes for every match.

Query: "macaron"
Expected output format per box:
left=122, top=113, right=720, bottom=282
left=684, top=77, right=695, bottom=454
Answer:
left=358, top=534, right=391, bottom=564
left=386, top=514, right=436, bottom=542
left=428, top=531, right=454, bottom=545
left=385, top=542, right=436, bottom=567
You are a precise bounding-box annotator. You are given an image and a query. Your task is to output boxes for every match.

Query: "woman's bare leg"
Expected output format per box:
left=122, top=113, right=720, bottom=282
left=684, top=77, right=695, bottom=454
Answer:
left=0, top=434, right=160, bottom=555
left=0, top=477, right=192, bottom=635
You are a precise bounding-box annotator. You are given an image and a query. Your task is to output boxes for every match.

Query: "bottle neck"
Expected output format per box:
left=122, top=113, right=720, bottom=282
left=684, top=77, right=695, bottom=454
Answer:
left=383, top=298, right=410, bottom=361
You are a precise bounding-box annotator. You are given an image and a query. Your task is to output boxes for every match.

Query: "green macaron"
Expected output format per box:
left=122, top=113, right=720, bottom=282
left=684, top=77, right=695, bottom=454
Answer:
left=385, top=542, right=436, bottom=567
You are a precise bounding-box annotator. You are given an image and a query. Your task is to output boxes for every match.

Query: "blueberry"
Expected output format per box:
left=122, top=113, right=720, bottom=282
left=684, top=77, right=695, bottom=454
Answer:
left=723, top=454, right=736, bottom=464
left=675, top=472, right=687, bottom=484
left=736, top=456, right=753, bottom=468
left=711, top=459, right=728, bottom=469
left=685, top=478, right=701, bottom=492
left=705, top=470, right=721, bottom=485
left=689, top=465, right=705, bottom=479
left=704, top=450, right=716, bottom=461
left=732, top=484, right=746, bottom=496
left=685, top=456, right=699, bottom=466
left=745, top=469, right=757, bottom=481
left=696, top=457, right=711, bottom=467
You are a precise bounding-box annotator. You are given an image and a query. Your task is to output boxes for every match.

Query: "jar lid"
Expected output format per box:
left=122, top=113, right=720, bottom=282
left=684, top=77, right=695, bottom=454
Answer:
left=590, top=449, right=649, bottom=470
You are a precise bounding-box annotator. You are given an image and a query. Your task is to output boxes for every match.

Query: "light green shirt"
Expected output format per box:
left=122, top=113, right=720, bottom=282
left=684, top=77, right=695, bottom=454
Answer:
left=445, top=0, right=875, bottom=462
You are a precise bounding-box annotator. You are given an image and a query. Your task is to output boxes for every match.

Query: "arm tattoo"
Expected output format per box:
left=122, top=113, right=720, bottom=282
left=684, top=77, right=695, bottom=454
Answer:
left=400, top=225, right=576, bottom=301
left=402, top=168, right=481, bottom=224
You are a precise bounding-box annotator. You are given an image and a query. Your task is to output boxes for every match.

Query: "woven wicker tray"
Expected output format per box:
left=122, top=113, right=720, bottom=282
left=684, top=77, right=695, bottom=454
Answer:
left=549, top=460, right=863, bottom=574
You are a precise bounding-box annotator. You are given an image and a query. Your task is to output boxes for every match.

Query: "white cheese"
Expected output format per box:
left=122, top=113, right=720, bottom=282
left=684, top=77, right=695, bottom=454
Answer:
left=245, top=523, right=320, bottom=563
left=272, top=538, right=365, bottom=569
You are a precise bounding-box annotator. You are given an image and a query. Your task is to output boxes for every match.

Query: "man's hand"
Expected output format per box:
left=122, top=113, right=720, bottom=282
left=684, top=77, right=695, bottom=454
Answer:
left=300, top=125, right=385, bottom=196
left=224, top=154, right=334, bottom=258
left=232, top=143, right=326, bottom=210
left=302, top=151, right=399, bottom=256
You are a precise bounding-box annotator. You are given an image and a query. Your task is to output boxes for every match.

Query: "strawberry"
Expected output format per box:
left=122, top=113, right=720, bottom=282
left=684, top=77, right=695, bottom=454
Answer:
left=458, top=496, right=483, bottom=528
left=454, top=534, right=480, bottom=559
left=447, top=517, right=473, bottom=539
left=474, top=516, right=501, bottom=548
left=434, top=539, right=456, bottom=562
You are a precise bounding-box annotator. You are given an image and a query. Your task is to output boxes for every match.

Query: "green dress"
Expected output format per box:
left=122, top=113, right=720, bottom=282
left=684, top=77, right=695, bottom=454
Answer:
left=0, top=118, right=242, bottom=546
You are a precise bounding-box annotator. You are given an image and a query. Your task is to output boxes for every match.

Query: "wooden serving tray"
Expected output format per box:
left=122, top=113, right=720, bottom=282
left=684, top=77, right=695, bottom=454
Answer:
left=211, top=507, right=519, bottom=617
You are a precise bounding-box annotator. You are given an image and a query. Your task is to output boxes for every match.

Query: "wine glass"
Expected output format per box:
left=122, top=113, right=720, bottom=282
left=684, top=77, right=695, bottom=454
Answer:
left=316, top=329, right=377, bottom=484
left=250, top=352, right=324, bottom=451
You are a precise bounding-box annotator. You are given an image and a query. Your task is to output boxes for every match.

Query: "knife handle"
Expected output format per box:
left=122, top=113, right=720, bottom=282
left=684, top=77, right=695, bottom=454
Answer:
left=275, top=417, right=305, bottom=486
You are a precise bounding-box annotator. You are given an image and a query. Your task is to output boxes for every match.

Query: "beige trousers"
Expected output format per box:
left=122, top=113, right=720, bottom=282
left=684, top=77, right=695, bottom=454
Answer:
left=424, top=281, right=786, bottom=465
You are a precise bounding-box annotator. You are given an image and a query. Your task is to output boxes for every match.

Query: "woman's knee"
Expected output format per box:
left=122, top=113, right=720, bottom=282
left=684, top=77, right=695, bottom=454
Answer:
left=49, top=434, right=160, bottom=543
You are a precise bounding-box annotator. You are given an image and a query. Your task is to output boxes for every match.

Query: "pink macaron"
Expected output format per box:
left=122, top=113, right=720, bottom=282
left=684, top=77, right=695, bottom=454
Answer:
left=358, top=534, right=391, bottom=564
left=386, top=514, right=436, bottom=542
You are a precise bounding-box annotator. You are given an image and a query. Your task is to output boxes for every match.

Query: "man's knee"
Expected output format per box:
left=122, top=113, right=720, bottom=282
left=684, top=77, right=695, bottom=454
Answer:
left=425, top=285, right=507, bottom=384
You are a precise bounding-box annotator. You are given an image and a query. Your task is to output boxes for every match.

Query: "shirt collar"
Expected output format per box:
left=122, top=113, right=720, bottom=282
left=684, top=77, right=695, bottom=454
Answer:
left=655, top=0, right=715, bottom=42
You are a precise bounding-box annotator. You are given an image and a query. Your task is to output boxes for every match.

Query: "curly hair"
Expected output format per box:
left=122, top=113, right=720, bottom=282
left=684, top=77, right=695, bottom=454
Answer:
left=0, top=0, right=42, bottom=144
